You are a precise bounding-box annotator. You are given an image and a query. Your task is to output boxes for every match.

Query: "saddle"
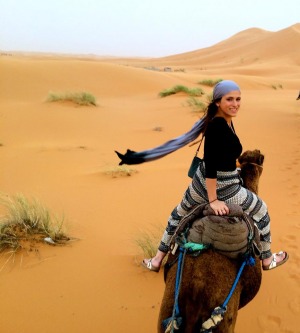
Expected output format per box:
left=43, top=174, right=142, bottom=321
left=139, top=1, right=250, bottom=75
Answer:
left=171, top=203, right=262, bottom=259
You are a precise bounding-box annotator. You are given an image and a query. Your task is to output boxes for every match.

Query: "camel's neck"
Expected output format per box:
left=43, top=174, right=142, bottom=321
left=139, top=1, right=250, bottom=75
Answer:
left=240, top=163, right=263, bottom=195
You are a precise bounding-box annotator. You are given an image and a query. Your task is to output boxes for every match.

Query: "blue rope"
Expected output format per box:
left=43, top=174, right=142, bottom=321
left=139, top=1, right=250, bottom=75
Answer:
left=174, top=248, right=185, bottom=316
left=162, top=238, right=208, bottom=332
left=221, top=255, right=255, bottom=309
left=163, top=247, right=186, bottom=333
left=200, top=255, right=256, bottom=332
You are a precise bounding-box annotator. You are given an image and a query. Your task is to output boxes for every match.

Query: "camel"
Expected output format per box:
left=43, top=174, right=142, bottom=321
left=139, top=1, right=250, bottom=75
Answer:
left=157, top=150, right=264, bottom=333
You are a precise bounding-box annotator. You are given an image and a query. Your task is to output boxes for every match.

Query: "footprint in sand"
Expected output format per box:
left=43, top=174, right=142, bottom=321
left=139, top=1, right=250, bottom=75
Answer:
left=258, top=315, right=295, bottom=333
left=288, top=297, right=300, bottom=315
left=286, top=243, right=300, bottom=288
left=280, top=235, right=300, bottom=286
left=287, top=209, right=298, bottom=215
left=281, top=234, right=297, bottom=250
left=257, top=314, right=281, bottom=331
left=258, top=308, right=300, bottom=333
left=281, top=234, right=299, bottom=253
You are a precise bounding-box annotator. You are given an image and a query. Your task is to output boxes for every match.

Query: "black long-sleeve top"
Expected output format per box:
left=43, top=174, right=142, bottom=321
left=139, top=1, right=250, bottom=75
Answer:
left=204, top=117, right=243, bottom=178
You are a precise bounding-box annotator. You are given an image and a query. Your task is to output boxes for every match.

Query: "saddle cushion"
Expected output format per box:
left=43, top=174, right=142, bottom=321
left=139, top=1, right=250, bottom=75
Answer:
left=187, top=204, right=260, bottom=259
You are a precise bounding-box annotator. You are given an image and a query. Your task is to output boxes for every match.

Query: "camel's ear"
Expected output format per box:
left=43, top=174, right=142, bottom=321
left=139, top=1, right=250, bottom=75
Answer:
left=237, top=152, right=246, bottom=164
left=258, top=154, right=264, bottom=165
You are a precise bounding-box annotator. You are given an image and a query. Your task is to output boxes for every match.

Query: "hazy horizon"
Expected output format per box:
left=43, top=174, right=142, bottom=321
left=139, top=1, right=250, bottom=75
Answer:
left=1, top=0, right=299, bottom=57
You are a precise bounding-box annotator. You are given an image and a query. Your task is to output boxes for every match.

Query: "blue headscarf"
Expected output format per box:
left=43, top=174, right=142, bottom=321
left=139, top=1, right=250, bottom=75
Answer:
left=115, top=80, right=240, bottom=165
left=213, top=80, right=240, bottom=101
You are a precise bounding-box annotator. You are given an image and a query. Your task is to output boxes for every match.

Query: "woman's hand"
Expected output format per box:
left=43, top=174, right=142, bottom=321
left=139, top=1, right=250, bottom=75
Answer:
left=205, top=178, right=229, bottom=215
left=210, top=199, right=229, bottom=215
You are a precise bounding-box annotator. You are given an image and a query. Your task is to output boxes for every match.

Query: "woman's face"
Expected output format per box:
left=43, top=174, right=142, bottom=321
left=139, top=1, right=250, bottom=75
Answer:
left=216, top=90, right=241, bottom=121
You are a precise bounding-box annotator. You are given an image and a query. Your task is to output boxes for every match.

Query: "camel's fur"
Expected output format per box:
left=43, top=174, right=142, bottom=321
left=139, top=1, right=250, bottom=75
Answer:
left=238, top=149, right=264, bottom=194
left=158, top=150, right=264, bottom=333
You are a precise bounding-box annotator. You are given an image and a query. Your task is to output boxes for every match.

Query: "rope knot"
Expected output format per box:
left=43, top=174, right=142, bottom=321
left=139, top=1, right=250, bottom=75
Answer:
left=200, top=306, right=226, bottom=332
left=163, top=317, right=183, bottom=333
left=246, top=256, right=255, bottom=266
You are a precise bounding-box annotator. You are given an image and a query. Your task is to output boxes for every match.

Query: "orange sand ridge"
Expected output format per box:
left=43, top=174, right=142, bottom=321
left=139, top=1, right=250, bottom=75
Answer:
left=0, top=24, right=300, bottom=333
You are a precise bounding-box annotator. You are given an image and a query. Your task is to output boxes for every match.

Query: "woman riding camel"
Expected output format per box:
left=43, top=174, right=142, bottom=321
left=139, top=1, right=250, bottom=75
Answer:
left=116, top=80, right=289, bottom=272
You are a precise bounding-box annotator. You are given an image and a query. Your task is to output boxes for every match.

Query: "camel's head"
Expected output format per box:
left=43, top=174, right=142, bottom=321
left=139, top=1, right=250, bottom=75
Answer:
left=238, top=149, right=264, bottom=174
left=237, top=149, right=264, bottom=194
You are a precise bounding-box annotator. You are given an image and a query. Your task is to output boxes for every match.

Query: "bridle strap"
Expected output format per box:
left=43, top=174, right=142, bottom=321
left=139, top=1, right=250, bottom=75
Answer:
left=240, top=162, right=263, bottom=170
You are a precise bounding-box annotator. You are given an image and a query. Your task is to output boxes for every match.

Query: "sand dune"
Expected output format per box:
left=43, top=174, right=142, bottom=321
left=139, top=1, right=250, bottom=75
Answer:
left=0, top=23, right=300, bottom=333
left=157, top=23, right=300, bottom=66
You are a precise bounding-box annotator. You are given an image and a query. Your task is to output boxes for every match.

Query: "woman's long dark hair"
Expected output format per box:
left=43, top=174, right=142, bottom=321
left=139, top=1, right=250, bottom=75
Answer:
left=202, top=99, right=220, bottom=135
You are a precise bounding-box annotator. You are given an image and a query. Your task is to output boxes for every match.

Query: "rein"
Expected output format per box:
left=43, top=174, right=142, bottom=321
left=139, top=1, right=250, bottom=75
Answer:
left=162, top=247, right=186, bottom=333
left=240, top=162, right=263, bottom=170
left=200, top=255, right=256, bottom=333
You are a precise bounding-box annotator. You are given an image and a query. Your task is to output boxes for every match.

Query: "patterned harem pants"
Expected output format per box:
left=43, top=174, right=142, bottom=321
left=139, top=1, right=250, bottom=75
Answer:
left=159, top=162, right=272, bottom=259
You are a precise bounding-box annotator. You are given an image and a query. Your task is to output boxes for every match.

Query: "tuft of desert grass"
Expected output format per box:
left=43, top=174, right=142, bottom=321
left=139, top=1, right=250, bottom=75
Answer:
left=271, top=84, right=283, bottom=90
left=47, top=91, right=97, bottom=106
left=0, top=193, right=70, bottom=257
left=197, top=79, right=223, bottom=87
left=186, top=97, right=207, bottom=113
left=105, top=165, right=138, bottom=178
left=159, top=85, right=204, bottom=98
left=134, top=224, right=165, bottom=260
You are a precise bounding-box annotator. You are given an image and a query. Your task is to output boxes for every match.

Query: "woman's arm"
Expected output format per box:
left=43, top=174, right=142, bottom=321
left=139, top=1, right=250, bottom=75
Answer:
left=206, top=177, right=218, bottom=202
left=204, top=118, right=232, bottom=215
left=206, top=178, right=229, bottom=215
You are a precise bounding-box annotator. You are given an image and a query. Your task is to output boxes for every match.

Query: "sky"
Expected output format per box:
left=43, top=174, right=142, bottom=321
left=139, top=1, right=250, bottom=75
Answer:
left=0, top=0, right=299, bottom=57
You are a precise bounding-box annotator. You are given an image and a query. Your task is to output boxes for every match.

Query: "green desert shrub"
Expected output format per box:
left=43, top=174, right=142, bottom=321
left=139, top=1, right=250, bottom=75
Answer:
left=205, top=93, right=213, bottom=104
left=159, top=85, right=204, bottom=98
left=186, top=97, right=207, bottom=113
left=197, top=79, right=223, bottom=87
left=135, top=224, right=165, bottom=260
left=0, top=193, right=70, bottom=254
left=47, top=91, right=97, bottom=106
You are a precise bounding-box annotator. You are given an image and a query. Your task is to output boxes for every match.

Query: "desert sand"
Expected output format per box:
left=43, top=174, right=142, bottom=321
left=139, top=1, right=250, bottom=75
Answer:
left=0, top=23, right=300, bottom=333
